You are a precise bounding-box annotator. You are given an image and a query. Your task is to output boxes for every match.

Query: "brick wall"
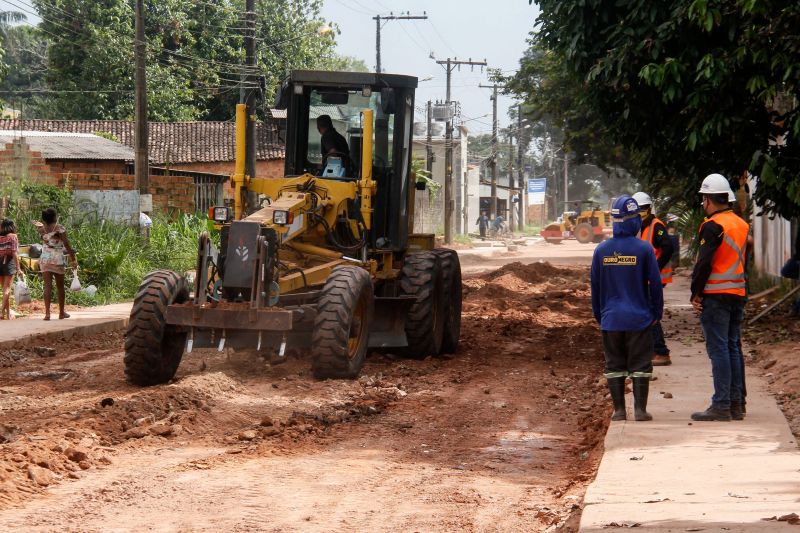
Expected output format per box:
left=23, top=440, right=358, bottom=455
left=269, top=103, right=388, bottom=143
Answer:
left=49, top=159, right=128, bottom=175
left=0, top=141, right=55, bottom=185
left=0, top=140, right=195, bottom=213
left=167, top=160, right=283, bottom=201
left=59, top=173, right=194, bottom=213
left=168, top=159, right=284, bottom=178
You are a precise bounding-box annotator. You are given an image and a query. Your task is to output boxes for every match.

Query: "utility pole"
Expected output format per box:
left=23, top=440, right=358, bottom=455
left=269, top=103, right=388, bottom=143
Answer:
left=134, top=0, right=148, bottom=202
left=374, top=12, right=427, bottom=73
left=479, top=82, right=503, bottom=220
left=563, top=152, right=569, bottom=205
left=241, top=0, right=257, bottom=211
left=438, top=57, right=486, bottom=244
left=426, top=100, right=433, bottom=177
left=516, top=107, right=524, bottom=231
left=507, top=129, right=515, bottom=230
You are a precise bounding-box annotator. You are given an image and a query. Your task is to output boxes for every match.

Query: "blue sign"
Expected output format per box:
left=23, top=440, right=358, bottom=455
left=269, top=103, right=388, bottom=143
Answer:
left=527, top=178, right=546, bottom=205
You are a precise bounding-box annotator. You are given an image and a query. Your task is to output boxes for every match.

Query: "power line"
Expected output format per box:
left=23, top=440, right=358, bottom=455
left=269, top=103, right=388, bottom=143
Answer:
left=428, top=19, right=457, bottom=56
left=330, top=0, right=371, bottom=16
left=373, top=12, right=428, bottom=73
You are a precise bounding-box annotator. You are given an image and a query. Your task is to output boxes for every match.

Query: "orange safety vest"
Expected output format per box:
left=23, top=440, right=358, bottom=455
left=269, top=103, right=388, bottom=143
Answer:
left=641, top=216, right=673, bottom=284
left=699, top=210, right=749, bottom=296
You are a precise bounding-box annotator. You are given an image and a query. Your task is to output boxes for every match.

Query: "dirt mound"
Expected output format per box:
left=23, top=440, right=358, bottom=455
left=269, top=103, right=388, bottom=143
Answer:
left=462, top=261, right=592, bottom=327
left=481, top=260, right=585, bottom=285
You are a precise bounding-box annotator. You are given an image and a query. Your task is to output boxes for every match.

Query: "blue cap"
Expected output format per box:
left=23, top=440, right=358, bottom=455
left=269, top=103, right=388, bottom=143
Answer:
left=611, top=195, right=640, bottom=220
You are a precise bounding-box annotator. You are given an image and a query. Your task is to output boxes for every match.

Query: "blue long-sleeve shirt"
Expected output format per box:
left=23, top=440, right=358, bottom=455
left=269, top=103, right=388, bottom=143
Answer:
left=591, top=219, right=664, bottom=331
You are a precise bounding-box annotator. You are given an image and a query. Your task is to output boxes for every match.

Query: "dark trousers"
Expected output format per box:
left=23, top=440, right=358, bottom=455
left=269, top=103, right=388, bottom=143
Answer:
left=479, top=226, right=486, bottom=238
left=602, top=328, right=653, bottom=379
left=651, top=321, right=669, bottom=356
left=699, top=296, right=745, bottom=409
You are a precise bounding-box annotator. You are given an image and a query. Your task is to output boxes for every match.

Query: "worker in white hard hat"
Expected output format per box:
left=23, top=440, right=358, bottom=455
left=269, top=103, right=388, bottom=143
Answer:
left=690, top=173, right=749, bottom=422
left=632, top=191, right=674, bottom=366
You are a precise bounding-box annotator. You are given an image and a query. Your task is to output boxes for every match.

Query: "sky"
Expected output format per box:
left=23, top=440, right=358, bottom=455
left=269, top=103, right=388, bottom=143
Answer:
left=0, top=0, right=539, bottom=133
left=321, top=0, right=539, bottom=135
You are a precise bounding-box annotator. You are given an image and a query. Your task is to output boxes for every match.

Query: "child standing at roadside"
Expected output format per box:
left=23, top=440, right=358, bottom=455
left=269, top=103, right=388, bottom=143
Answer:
left=0, top=218, right=20, bottom=319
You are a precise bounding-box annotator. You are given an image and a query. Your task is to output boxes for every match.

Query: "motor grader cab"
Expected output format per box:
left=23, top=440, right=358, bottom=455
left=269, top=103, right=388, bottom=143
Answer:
left=124, top=70, right=462, bottom=385
left=541, top=200, right=612, bottom=244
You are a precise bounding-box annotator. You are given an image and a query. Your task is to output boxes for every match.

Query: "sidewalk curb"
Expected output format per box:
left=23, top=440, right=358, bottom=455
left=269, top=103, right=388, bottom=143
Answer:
left=0, top=317, right=129, bottom=350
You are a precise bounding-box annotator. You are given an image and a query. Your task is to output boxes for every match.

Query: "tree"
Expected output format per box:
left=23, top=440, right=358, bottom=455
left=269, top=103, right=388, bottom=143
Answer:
left=27, top=0, right=360, bottom=121
left=514, top=0, right=800, bottom=218
left=0, top=9, right=27, bottom=99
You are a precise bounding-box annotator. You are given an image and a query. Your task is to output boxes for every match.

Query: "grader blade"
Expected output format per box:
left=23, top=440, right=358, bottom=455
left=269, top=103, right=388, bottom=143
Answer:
left=368, top=296, right=415, bottom=349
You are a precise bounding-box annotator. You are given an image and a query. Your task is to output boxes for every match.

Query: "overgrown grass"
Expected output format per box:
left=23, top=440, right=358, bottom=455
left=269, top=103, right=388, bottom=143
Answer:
left=4, top=182, right=211, bottom=306
left=452, top=234, right=474, bottom=245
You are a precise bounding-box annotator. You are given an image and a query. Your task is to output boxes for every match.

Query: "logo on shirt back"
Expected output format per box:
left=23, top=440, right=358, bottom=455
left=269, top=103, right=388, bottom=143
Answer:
left=603, top=252, right=637, bottom=265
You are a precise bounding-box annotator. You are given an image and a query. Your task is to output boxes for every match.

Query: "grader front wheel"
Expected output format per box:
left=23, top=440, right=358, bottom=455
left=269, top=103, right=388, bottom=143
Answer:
left=311, top=266, right=374, bottom=379
left=124, top=270, right=189, bottom=386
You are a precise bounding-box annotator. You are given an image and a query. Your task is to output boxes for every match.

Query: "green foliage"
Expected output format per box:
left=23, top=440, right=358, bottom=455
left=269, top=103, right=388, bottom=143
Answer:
left=20, top=0, right=362, bottom=122
left=93, top=131, right=121, bottom=143
left=0, top=25, right=46, bottom=103
left=5, top=182, right=209, bottom=305
left=320, top=55, right=369, bottom=73
left=411, top=157, right=441, bottom=200
left=514, top=0, right=800, bottom=219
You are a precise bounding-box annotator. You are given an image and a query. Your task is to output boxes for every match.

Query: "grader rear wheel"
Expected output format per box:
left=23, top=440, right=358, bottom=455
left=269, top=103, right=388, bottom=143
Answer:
left=124, top=270, right=189, bottom=386
left=432, top=249, right=462, bottom=355
left=311, top=266, right=374, bottom=379
left=400, top=252, right=445, bottom=359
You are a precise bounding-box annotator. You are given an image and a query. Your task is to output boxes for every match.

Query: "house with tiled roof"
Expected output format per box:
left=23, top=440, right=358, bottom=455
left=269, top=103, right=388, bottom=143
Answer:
left=0, top=119, right=285, bottom=178
left=0, top=131, right=134, bottom=181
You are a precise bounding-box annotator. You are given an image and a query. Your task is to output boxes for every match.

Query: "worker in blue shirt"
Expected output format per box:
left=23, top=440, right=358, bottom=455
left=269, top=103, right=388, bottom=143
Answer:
left=591, top=195, right=664, bottom=422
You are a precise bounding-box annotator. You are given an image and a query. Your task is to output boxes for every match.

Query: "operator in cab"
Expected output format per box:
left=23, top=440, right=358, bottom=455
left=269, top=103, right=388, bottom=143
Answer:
left=317, top=115, right=350, bottom=160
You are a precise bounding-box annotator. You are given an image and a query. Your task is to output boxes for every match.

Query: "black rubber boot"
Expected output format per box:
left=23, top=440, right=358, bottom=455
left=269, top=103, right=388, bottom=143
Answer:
left=607, top=377, right=626, bottom=421
left=632, top=377, right=653, bottom=421
left=730, top=401, right=745, bottom=421
left=691, top=405, right=732, bottom=421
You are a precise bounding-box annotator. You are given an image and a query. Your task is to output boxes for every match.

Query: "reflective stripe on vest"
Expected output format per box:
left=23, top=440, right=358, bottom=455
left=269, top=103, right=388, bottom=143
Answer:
left=640, top=216, right=673, bottom=284
left=701, top=211, right=749, bottom=296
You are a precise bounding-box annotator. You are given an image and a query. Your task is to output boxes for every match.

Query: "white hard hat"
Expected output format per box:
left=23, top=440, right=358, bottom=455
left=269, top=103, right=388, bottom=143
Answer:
left=632, top=192, right=652, bottom=208
left=699, top=173, right=733, bottom=195
left=728, top=190, right=736, bottom=203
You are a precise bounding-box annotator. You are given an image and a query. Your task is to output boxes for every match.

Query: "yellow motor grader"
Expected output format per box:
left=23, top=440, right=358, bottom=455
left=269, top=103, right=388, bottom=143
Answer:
left=124, top=70, right=461, bottom=385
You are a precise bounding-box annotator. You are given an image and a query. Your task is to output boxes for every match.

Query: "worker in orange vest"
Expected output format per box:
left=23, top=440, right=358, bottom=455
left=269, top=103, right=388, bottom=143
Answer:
left=690, top=174, right=749, bottom=422
left=633, top=192, right=674, bottom=366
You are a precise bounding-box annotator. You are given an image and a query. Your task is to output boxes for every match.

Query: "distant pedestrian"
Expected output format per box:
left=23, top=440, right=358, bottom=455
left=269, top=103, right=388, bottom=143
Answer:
left=633, top=191, right=674, bottom=366
left=34, top=208, right=77, bottom=321
left=591, top=195, right=664, bottom=422
left=690, top=174, right=749, bottom=422
left=0, top=218, right=20, bottom=320
left=476, top=211, right=489, bottom=240
left=491, top=214, right=505, bottom=235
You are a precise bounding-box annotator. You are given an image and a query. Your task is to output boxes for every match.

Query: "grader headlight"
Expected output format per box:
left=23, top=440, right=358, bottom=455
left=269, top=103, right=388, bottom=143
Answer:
left=209, top=206, right=232, bottom=223
left=272, top=210, right=294, bottom=225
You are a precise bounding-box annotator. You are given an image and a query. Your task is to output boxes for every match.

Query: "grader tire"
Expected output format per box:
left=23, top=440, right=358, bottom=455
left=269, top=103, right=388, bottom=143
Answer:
left=400, top=252, right=445, bottom=359
left=311, top=266, right=374, bottom=380
left=575, top=222, right=594, bottom=244
left=124, top=270, right=189, bottom=386
left=432, top=249, right=462, bottom=355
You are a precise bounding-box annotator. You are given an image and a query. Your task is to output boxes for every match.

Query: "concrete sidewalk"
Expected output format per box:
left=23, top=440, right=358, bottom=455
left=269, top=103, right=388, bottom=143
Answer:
left=580, top=277, right=800, bottom=532
left=0, top=303, right=131, bottom=349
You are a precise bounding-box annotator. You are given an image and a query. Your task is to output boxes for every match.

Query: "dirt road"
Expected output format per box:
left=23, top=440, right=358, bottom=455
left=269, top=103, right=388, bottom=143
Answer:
left=0, top=253, right=606, bottom=532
